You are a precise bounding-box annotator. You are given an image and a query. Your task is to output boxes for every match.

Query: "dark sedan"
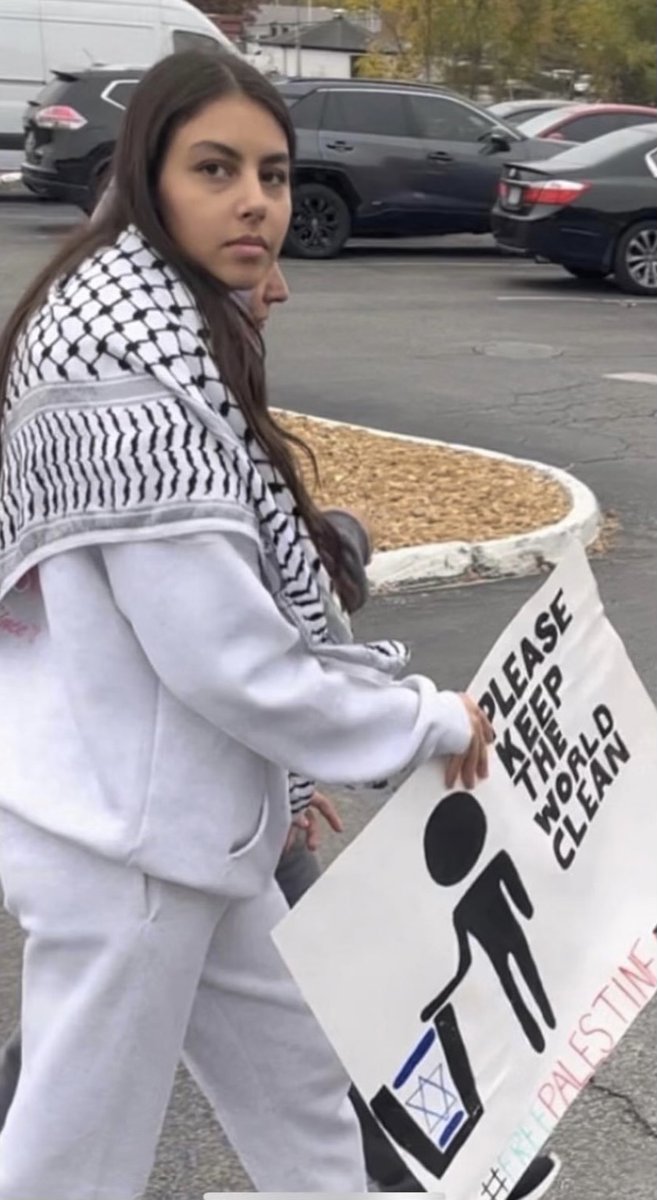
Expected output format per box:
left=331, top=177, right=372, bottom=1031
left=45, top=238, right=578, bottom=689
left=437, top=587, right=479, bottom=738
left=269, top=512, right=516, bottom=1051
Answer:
left=492, top=124, right=657, bottom=295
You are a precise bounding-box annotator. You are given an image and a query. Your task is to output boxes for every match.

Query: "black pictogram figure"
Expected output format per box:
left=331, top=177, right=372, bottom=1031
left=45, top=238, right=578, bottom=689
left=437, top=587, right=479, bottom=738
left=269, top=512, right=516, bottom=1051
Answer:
left=420, top=792, right=556, bottom=1053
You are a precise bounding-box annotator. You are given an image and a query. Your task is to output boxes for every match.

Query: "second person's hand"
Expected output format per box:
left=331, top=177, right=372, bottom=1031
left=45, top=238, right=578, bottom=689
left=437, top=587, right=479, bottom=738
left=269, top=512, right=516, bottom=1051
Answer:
left=283, top=791, right=345, bottom=854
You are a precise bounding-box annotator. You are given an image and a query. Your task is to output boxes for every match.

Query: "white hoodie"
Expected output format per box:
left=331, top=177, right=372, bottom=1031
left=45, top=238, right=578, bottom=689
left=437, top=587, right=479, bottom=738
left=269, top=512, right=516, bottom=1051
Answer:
left=0, top=529, right=471, bottom=896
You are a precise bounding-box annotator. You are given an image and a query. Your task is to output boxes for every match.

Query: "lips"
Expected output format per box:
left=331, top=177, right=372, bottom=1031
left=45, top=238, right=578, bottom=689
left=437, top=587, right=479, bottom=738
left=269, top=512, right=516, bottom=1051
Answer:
left=225, top=236, right=269, bottom=250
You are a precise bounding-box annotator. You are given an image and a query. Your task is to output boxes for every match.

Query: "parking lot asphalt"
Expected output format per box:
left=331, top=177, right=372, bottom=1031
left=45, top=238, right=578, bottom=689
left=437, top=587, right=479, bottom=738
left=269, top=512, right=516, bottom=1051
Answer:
left=0, top=197, right=655, bottom=1199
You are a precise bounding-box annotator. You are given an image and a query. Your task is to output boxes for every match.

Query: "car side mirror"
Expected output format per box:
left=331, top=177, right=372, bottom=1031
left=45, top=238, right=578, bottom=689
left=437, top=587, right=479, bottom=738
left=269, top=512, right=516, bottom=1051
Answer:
left=480, top=125, right=513, bottom=154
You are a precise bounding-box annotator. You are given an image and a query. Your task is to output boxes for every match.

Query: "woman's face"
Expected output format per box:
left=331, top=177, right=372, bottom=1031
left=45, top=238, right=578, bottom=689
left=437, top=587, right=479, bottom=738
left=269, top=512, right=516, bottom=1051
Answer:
left=158, top=93, right=292, bottom=290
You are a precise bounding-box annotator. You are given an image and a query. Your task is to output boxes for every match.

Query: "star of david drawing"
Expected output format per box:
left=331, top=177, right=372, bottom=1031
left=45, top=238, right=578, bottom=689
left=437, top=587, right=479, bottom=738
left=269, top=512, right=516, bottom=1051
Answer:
left=405, top=1063, right=459, bottom=1135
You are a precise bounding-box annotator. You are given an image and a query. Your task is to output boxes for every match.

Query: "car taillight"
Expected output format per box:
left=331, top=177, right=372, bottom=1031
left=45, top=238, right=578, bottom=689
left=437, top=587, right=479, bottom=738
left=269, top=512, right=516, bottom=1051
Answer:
left=523, top=180, right=591, bottom=206
left=498, top=180, right=508, bottom=199
left=35, top=105, right=87, bottom=130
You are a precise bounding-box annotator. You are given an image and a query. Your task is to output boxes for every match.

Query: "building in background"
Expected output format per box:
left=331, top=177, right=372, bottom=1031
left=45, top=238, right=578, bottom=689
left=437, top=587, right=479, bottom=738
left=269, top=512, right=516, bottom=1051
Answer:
left=247, top=4, right=337, bottom=39
left=191, top=3, right=389, bottom=79
left=253, top=9, right=390, bottom=79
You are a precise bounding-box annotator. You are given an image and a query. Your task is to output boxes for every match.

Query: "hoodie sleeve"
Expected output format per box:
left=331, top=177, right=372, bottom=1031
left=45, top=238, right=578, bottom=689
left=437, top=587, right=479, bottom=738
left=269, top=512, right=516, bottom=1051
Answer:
left=102, top=531, right=472, bottom=787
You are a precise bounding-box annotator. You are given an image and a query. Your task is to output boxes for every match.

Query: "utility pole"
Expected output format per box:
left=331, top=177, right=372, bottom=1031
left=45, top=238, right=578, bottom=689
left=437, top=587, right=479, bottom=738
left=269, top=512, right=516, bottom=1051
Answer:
left=296, top=2, right=302, bottom=75
left=424, top=0, right=433, bottom=82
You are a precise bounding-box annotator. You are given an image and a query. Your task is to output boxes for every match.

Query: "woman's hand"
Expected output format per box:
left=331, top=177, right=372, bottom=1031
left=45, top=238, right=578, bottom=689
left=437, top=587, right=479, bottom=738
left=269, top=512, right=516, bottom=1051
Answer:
left=445, top=694, right=495, bottom=790
left=284, top=791, right=345, bottom=854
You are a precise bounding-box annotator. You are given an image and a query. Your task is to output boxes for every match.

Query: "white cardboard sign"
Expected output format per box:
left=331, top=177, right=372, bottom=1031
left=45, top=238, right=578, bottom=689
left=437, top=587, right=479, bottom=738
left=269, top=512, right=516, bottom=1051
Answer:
left=273, top=544, right=657, bottom=1199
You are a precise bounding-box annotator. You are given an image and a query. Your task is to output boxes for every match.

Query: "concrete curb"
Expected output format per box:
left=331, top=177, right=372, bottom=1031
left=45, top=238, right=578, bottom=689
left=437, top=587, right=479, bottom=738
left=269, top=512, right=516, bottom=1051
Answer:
left=281, top=410, right=601, bottom=588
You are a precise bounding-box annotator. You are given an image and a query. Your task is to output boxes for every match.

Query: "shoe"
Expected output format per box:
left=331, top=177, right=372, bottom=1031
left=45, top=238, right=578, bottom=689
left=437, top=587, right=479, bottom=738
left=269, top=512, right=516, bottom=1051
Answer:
left=508, top=1154, right=561, bottom=1200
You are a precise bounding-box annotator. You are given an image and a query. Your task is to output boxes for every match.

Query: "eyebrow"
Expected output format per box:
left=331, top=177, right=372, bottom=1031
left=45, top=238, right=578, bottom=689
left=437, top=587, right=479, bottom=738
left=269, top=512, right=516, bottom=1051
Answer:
left=189, top=140, right=290, bottom=166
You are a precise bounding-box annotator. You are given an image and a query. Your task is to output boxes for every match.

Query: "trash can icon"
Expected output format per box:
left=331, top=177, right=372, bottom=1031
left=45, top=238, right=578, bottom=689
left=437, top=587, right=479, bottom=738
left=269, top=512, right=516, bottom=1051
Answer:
left=369, top=1004, right=483, bottom=1179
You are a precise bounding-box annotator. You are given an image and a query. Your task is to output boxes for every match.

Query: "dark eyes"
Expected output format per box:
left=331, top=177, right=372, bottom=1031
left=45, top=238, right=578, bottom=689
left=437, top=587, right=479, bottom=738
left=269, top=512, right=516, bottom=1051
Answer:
left=195, top=162, right=288, bottom=188
left=262, top=167, right=289, bottom=187
left=197, top=162, right=230, bottom=179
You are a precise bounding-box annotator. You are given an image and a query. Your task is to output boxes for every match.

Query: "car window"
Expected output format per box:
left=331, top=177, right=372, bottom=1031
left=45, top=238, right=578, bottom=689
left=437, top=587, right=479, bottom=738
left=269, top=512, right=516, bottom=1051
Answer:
left=564, top=112, right=654, bottom=141
left=518, top=108, right=581, bottom=137
left=512, top=107, right=543, bottom=123
left=101, top=80, right=140, bottom=111
left=490, top=103, right=558, bottom=123
left=173, top=30, right=221, bottom=54
left=410, top=95, right=495, bottom=142
left=505, top=106, right=546, bottom=123
left=287, top=89, right=324, bottom=130
left=322, top=90, right=411, bottom=137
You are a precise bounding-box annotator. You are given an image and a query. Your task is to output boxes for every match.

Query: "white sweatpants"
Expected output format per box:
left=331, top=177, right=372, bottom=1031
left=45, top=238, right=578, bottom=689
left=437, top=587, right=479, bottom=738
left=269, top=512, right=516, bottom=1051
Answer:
left=0, top=813, right=366, bottom=1199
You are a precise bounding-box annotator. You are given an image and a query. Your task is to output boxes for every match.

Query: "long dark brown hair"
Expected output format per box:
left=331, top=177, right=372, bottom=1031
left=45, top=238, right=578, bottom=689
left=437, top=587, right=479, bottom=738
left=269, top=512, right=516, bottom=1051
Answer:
left=0, top=50, right=357, bottom=608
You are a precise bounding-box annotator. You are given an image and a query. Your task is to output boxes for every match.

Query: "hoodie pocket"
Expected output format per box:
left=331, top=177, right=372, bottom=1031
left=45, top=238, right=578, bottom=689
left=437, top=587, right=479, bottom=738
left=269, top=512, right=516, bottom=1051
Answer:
left=227, top=794, right=269, bottom=861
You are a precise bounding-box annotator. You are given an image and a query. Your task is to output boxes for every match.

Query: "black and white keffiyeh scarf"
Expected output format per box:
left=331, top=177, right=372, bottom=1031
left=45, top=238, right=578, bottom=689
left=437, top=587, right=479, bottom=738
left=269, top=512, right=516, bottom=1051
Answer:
left=0, top=227, right=409, bottom=811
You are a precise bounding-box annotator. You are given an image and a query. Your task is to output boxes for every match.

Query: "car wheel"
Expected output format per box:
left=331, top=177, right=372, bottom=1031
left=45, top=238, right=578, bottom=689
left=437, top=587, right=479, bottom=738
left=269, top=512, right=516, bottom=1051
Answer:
left=613, top=220, right=657, bottom=296
left=284, top=183, right=351, bottom=259
left=563, top=265, right=608, bottom=280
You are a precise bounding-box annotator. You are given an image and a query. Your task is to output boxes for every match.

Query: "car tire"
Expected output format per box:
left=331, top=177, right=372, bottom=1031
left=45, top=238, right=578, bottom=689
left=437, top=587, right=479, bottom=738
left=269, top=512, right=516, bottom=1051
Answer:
left=284, top=183, right=351, bottom=259
left=613, top=220, right=657, bottom=296
left=563, top=265, right=608, bottom=280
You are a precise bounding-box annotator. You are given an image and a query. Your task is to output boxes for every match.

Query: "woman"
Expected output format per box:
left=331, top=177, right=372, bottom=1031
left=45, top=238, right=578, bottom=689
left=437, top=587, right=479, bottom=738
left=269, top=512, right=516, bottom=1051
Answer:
left=0, top=51, right=492, bottom=1199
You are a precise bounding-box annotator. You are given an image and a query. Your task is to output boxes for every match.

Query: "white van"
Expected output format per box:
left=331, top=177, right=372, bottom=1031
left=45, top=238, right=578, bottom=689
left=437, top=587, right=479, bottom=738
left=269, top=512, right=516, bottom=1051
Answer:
left=0, top=0, right=237, bottom=151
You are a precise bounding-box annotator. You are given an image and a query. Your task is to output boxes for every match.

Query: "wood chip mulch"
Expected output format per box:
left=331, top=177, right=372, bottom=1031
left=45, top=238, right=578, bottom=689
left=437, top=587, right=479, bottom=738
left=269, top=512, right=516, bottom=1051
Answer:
left=276, top=412, right=571, bottom=552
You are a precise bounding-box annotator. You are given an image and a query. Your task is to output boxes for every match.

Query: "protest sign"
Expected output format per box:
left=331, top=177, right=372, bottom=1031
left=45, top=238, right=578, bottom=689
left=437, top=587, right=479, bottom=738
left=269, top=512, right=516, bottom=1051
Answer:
left=273, top=543, right=657, bottom=1199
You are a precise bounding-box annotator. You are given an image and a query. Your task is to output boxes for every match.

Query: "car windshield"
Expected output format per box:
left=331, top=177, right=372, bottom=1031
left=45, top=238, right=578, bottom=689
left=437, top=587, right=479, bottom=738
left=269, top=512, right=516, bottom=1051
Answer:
left=502, top=108, right=543, bottom=122
left=524, top=123, right=657, bottom=171
left=517, top=107, right=582, bottom=136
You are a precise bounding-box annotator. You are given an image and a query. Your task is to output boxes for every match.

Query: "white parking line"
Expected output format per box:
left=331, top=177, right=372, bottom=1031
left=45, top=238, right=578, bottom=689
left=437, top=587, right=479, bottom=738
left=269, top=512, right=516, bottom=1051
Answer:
left=497, top=295, right=657, bottom=305
left=342, top=260, right=515, bottom=269
left=604, top=372, right=657, bottom=385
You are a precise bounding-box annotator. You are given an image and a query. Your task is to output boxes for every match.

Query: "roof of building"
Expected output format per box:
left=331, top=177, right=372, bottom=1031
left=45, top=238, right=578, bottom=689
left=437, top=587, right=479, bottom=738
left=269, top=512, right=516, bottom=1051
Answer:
left=248, top=4, right=337, bottom=32
left=261, top=13, right=371, bottom=53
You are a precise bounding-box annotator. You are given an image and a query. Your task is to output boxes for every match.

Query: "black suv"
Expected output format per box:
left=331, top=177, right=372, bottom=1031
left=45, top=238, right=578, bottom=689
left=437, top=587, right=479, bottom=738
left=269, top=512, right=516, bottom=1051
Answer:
left=281, top=78, right=565, bottom=257
left=22, top=66, right=144, bottom=212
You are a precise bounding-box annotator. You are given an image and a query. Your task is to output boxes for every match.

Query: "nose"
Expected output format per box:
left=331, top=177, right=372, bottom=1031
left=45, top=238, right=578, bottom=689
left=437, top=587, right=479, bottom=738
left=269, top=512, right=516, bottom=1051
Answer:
left=235, top=166, right=268, bottom=223
left=265, top=263, right=290, bottom=305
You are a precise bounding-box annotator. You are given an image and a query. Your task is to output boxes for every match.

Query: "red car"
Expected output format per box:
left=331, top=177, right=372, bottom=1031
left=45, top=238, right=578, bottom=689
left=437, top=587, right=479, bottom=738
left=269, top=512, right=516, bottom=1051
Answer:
left=517, top=103, right=657, bottom=144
